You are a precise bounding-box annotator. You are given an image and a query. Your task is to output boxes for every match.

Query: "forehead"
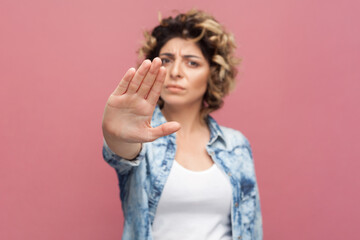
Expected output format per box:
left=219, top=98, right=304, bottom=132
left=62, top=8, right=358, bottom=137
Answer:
left=159, top=37, right=204, bottom=57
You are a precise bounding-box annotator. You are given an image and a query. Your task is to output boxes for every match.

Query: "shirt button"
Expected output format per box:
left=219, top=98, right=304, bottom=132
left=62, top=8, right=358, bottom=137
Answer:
left=237, top=236, right=242, bottom=239
left=227, top=172, right=232, bottom=176
left=234, top=202, right=239, bottom=207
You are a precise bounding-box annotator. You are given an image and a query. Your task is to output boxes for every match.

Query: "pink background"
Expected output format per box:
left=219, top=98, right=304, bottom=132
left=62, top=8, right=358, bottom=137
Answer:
left=1, top=0, right=359, bottom=239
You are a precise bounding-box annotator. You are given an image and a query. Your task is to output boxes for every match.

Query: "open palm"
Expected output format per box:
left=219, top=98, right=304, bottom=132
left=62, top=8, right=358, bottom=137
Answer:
left=102, top=58, right=180, bottom=144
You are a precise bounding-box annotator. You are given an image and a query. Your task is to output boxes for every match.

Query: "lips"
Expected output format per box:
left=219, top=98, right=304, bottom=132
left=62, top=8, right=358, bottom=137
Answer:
left=165, top=84, right=185, bottom=93
left=165, top=84, right=184, bottom=90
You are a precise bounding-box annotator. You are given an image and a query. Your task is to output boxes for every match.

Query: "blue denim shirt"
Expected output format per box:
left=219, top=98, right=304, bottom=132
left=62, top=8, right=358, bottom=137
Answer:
left=102, top=106, right=263, bottom=240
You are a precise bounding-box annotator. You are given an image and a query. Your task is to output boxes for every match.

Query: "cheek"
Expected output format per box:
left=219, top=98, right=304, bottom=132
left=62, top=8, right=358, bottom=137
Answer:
left=192, top=72, right=209, bottom=91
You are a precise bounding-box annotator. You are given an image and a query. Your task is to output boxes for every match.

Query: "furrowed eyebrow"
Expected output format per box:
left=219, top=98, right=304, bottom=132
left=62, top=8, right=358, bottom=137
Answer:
left=159, top=53, right=174, bottom=58
left=159, top=53, right=202, bottom=59
left=183, top=55, right=201, bottom=59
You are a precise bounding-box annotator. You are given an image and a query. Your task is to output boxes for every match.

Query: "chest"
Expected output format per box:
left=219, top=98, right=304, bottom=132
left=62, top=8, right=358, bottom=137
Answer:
left=156, top=160, right=232, bottom=212
left=151, top=160, right=233, bottom=238
left=174, top=134, right=214, bottom=171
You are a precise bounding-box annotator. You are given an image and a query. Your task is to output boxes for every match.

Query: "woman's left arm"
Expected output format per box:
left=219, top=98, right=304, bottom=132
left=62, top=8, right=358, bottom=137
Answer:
left=253, top=181, right=263, bottom=240
left=243, top=135, right=263, bottom=240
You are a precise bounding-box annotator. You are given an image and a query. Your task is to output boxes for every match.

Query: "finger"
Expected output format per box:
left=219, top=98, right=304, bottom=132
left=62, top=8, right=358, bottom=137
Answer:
left=147, top=122, right=181, bottom=141
left=137, top=57, right=162, bottom=98
left=112, top=68, right=136, bottom=95
left=147, top=66, right=166, bottom=105
left=126, top=59, right=151, bottom=94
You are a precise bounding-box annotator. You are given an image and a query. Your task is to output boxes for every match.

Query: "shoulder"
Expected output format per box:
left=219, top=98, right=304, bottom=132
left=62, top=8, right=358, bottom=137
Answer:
left=218, top=125, right=253, bottom=159
left=219, top=125, right=251, bottom=147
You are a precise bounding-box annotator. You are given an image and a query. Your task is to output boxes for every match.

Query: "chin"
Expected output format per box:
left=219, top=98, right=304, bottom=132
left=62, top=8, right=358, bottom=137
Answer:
left=162, top=99, right=187, bottom=107
left=162, top=97, right=202, bottom=109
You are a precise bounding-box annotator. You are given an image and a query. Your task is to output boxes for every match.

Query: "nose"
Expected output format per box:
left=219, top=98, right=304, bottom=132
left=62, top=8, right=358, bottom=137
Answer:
left=169, top=59, right=183, bottom=80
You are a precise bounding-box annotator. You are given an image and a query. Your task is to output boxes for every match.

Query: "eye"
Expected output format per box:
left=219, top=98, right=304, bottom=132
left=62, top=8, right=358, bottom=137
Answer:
left=188, top=61, right=199, bottom=67
left=161, top=58, right=171, bottom=65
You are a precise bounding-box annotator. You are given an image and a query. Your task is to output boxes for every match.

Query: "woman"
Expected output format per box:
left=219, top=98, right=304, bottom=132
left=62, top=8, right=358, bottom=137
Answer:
left=102, top=9, right=262, bottom=240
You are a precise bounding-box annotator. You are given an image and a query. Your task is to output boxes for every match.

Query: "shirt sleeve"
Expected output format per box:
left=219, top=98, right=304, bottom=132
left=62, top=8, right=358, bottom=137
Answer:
left=253, top=181, right=263, bottom=240
left=102, top=138, right=147, bottom=175
left=246, top=140, right=263, bottom=240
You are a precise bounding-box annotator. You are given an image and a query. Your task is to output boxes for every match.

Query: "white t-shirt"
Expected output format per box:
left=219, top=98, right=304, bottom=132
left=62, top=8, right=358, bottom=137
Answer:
left=152, top=160, right=233, bottom=240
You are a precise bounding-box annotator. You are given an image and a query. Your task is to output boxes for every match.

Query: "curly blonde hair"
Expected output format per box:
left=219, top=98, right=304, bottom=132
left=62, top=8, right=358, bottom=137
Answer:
left=138, top=9, right=240, bottom=119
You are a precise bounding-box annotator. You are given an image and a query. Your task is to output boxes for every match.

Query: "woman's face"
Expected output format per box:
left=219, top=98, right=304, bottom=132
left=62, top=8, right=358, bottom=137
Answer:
left=159, top=37, right=210, bottom=109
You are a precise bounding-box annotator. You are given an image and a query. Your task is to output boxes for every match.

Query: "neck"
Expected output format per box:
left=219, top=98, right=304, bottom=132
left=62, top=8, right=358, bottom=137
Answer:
left=161, top=102, right=207, bottom=137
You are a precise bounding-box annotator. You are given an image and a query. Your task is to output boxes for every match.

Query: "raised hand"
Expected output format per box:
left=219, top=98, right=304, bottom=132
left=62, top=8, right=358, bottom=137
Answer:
left=102, top=58, right=180, bottom=158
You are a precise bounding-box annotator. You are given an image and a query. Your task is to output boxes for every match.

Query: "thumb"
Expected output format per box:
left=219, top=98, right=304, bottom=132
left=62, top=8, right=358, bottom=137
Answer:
left=147, top=121, right=181, bottom=141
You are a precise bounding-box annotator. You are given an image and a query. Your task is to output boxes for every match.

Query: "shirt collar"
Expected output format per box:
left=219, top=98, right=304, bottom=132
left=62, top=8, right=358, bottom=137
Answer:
left=207, top=115, right=226, bottom=146
left=152, top=105, right=226, bottom=146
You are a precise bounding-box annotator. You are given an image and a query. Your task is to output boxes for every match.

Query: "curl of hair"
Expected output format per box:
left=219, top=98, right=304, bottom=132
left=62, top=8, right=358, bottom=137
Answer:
left=137, top=9, right=240, bottom=119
